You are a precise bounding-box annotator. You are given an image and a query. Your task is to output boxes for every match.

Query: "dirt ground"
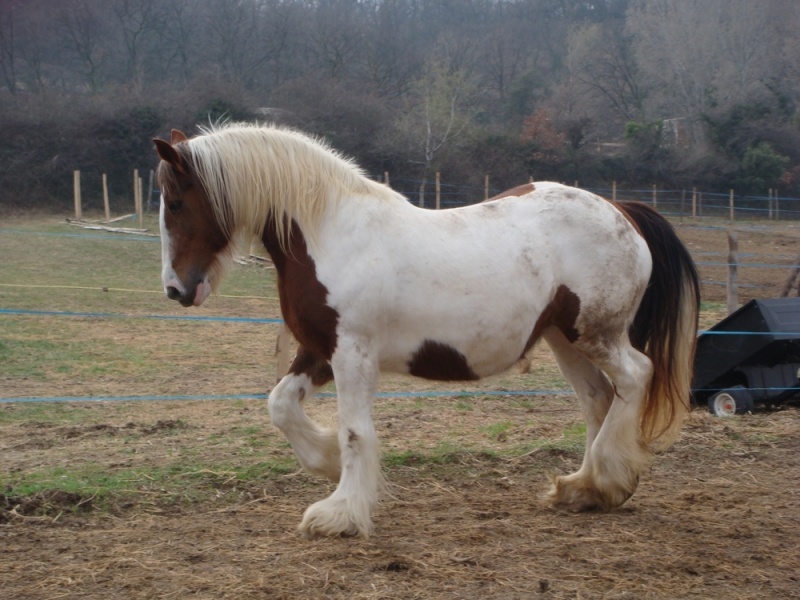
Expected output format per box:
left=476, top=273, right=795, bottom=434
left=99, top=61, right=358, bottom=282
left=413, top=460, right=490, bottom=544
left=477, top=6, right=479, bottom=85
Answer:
left=2, top=397, right=799, bottom=600
left=2, top=218, right=800, bottom=599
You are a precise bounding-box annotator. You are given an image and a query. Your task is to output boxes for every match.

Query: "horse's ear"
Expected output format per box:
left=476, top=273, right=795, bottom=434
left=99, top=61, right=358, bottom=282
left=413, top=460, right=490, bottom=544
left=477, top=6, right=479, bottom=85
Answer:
left=170, top=129, right=189, bottom=144
left=153, top=138, right=187, bottom=174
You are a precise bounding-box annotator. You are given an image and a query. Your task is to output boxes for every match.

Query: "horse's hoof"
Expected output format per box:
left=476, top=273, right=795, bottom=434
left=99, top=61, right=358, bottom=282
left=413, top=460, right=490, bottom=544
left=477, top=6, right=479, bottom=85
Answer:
left=546, top=474, right=609, bottom=512
left=298, top=525, right=361, bottom=541
left=546, top=473, right=637, bottom=512
left=298, top=498, right=372, bottom=539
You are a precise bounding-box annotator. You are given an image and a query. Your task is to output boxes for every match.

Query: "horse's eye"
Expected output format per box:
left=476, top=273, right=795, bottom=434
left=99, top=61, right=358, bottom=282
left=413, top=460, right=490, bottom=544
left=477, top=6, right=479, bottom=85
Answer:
left=167, top=200, right=183, bottom=214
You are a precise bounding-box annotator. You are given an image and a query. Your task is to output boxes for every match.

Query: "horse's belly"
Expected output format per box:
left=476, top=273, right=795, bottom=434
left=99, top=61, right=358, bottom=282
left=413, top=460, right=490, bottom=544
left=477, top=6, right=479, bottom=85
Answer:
left=377, top=310, right=533, bottom=381
left=379, top=345, right=523, bottom=381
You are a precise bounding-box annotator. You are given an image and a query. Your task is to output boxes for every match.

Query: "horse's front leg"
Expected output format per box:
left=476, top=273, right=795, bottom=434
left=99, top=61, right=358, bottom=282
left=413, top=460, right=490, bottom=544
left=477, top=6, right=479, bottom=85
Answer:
left=268, top=347, right=341, bottom=482
left=299, top=336, right=381, bottom=539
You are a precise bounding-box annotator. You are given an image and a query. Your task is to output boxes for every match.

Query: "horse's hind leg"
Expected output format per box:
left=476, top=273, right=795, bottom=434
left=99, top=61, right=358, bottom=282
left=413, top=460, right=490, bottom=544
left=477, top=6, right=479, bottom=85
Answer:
left=548, top=335, right=653, bottom=511
left=543, top=328, right=614, bottom=474
left=268, top=347, right=341, bottom=482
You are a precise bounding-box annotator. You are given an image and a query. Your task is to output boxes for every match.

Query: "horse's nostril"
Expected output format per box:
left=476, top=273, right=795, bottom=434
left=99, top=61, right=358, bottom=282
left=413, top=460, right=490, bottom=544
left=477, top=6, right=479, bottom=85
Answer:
left=166, top=286, right=181, bottom=300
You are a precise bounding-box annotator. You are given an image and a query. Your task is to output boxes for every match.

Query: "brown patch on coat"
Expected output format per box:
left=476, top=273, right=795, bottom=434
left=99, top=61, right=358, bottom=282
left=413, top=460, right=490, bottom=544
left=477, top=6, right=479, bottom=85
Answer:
left=522, top=285, right=581, bottom=357
left=408, top=340, right=479, bottom=381
left=485, top=182, right=535, bottom=201
left=262, top=216, right=339, bottom=361
left=288, top=346, right=334, bottom=387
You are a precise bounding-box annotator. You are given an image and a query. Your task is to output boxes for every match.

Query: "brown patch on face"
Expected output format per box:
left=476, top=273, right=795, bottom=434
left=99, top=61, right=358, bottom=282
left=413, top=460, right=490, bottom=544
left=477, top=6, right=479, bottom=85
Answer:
left=522, top=285, right=581, bottom=357
left=408, top=340, right=479, bottom=381
left=288, top=346, right=334, bottom=387
left=155, top=145, right=231, bottom=306
left=262, top=217, right=339, bottom=360
left=485, top=182, right=535, bottom=202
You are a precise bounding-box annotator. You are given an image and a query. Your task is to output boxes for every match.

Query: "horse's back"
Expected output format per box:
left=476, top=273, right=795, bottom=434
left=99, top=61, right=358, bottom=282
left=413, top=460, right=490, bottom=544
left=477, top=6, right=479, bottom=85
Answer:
left=315, top=183, right=651, bottom=379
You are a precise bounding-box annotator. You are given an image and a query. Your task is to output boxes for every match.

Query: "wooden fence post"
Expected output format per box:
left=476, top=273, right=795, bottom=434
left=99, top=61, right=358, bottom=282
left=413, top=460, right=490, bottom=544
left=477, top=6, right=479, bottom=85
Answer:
left=729, top=189, right=735, bottom=222
left=435, top=171, right=441, bottom=210
left=384, top=171, right=389, bottom=187
left=73, top=170, right=82, bottom=219
left=692, top=187, right=697, bottom=218
left=652, top=184, right=657, bottom=208
left=102, top=173, right=110, bottom=221
left=138, top=175, right=144, bottom=228
left=768, top=188, right=773, bottom=220
left=780, top=253, right=800, bottom=297
left=484, top=174, right=490, bottom=200
left=146, top=169, right=154, bottom=213
left=727, top=229, right=739, bottom=314
left=680, top=189, right=686, bottom=220
left=133, top=168, right=140, bottom=218
left=133, top=169, right=144, bottom=228
left=612, top=180, right=617, bottom=202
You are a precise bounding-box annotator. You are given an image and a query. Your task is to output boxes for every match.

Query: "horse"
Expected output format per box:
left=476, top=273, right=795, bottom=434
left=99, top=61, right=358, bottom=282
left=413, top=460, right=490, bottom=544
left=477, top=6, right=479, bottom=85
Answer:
left=153, top=122, right=700, bottom=539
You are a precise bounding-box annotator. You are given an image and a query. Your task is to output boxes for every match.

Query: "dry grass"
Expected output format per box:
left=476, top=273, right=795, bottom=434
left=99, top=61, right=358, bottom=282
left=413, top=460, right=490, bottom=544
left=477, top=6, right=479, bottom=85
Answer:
left=2, top=397, right=799, bottom=599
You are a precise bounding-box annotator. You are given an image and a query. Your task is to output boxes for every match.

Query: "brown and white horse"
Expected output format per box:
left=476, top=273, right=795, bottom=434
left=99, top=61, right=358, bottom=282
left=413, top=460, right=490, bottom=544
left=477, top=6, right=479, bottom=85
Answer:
left=153, top=122, right=699, bottom=539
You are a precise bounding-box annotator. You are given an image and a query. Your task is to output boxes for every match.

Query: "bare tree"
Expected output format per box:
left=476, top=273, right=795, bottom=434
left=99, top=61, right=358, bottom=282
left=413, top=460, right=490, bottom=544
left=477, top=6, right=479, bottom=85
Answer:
left=628, top=0, right=778, bottom=143
left=361, top=0, right=422, bottom=96
left=396, top=58, right=480, bottom=206
left=158, top=0, right=198, bottom=85
left=112, top=0, right=165, bottom=83
left=568, top=22, right=646, bottom=124
left=57, top=0, right=111, bottom=93
left=199, top=0, right=299, bottom=91
left=307, top=0, right=366, bottom=80
left=0, top=0, right=18, bottom=94
left=14, top=0, right=59, bottom=93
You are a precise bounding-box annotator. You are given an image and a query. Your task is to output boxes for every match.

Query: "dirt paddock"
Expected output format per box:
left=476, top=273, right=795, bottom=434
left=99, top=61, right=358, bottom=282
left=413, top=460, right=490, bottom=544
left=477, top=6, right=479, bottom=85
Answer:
left=2, top=217, right=800, bottom=599
left=2, top=396, right=799, bottom=599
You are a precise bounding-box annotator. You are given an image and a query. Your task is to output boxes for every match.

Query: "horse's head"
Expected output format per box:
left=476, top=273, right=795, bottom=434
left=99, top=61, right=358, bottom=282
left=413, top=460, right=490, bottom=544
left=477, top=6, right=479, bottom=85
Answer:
left=153, top=129, right=231, bottom=307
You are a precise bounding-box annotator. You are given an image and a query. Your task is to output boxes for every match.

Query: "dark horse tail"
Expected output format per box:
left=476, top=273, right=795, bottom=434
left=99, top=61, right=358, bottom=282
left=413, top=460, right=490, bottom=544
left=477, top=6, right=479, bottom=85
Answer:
left=617, top=202, right=700, bottom=450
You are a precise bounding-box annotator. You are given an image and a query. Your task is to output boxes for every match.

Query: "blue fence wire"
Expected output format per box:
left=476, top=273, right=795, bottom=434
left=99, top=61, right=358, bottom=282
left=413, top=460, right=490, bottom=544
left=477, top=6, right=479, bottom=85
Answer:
left=2, top=307, right=799, bottom=402
left=0, top=389, right=573, bottom=404
left=0, top=308, right=281, bottom=324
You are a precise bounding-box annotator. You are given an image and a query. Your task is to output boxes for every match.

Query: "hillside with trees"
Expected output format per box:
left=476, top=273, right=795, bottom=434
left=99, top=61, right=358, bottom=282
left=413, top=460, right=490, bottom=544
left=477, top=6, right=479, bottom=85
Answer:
left=1, top=0, right=799, bottom=210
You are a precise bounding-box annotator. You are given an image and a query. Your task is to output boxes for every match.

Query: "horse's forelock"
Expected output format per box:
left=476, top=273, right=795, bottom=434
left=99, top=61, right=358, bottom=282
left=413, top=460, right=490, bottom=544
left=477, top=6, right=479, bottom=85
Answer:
left=155, top=143, right=196, bottom=199
left=155, top=157, right=178, bottom=197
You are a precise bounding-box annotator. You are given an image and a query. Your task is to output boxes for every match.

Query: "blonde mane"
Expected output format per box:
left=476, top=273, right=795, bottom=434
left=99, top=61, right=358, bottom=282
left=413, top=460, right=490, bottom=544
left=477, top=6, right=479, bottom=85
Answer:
left=184, top=122, right=396, bottom=252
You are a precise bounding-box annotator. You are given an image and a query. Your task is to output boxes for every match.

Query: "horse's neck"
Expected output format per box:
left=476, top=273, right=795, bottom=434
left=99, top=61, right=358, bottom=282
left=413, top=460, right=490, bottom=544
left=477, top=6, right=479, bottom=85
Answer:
left=260, top=214, right=338, bottom=358
left=260, top=214, right=288, bottom=268
left=259, top=215, right=313, bottom=273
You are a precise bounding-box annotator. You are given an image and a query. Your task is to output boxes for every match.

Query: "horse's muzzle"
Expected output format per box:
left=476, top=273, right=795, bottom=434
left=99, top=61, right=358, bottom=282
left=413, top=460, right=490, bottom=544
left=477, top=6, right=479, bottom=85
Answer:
left=165, top=285, right=196, bottom=307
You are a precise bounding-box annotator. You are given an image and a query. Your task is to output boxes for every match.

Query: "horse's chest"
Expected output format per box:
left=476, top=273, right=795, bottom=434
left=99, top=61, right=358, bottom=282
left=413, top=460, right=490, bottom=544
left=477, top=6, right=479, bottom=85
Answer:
left=277, top=271, right=339, bottom=360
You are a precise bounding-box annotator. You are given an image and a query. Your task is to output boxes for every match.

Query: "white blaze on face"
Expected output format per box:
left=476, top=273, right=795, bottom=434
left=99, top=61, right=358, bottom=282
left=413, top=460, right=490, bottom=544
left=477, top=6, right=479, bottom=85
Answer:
left=159, top=195, right=185, bottom=297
